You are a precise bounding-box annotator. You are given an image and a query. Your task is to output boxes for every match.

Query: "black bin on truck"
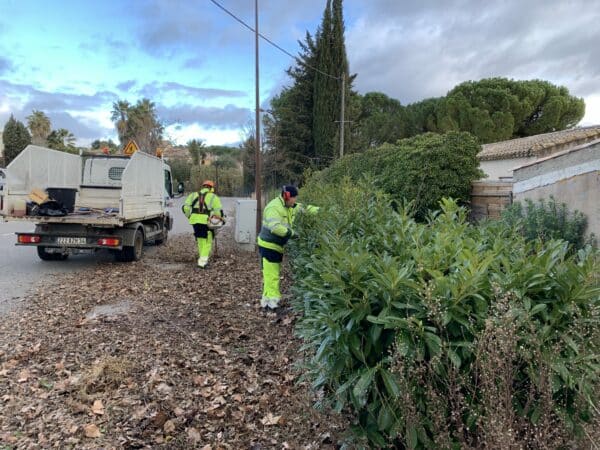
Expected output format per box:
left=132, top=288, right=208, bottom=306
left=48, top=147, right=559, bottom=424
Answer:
left=46, top=188, right=77, bottom=213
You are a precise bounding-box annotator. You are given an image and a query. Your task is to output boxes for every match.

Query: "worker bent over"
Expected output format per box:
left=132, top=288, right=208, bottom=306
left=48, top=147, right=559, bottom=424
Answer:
left=257, top=185, right=318, bottom=309
left=182, top=180, right=223, bottom=268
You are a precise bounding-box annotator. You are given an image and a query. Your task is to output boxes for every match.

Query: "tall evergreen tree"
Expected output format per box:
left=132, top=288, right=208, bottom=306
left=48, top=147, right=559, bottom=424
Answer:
left=312, top=1, right=336, bottom=166
left=312, top=0, right=351, bottom=166
left=2, top=115, right=32, bottom=164
left=263, top=0, right=351, bottom=183
left=264, top=32, right=319, bottom=184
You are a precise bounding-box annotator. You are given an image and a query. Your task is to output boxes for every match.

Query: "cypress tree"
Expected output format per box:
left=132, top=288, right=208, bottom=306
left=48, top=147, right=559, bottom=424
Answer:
left=313, top=0, right=351, bottom=167
left=264, top=32, right=319, bottom=184
left=2, top=115, right=32, bottom=165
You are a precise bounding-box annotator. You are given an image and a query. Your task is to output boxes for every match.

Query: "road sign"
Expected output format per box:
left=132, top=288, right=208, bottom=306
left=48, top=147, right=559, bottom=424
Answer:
left=123, top=140, right=139, bottom=156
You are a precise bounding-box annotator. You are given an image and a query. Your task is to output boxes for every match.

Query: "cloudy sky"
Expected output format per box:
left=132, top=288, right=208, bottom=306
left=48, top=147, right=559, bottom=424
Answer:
left=1, top=0, right=599, bottom=148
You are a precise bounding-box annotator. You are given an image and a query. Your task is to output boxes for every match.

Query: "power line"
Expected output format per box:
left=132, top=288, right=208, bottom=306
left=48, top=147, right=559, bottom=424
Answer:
left=209, top=0, right=339, bottom=80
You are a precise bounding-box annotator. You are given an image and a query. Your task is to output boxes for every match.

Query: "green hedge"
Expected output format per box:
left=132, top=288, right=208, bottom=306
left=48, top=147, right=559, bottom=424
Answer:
left=502, top=196, right=596, bottom=252
left=290, top=183, right=599, bottom=448
left=309, top=132, right=484, bottom=220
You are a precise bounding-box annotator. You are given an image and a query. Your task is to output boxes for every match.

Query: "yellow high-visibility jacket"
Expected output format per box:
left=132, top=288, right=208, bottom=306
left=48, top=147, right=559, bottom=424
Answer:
left=257, top=195, right=318, bottom=253
left=182, top=188, right=222, bottom=225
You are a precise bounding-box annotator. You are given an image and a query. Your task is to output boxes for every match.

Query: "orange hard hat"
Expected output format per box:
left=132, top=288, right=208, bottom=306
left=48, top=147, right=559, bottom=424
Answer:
left=202, top=180, right=215, bottom=188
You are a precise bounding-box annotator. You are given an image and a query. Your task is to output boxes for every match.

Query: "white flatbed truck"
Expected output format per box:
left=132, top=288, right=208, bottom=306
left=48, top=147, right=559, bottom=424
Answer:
left=0, top=145, right=174, bottom=262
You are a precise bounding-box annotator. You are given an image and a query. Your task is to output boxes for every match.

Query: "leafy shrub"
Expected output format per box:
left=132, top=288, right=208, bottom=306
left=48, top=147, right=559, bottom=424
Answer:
left=290, top=183, right=600, bottom=448
left=190, top=165, right=243, bottom=197
left=502, top=196, right=596, bottom=251
left=168, top=159, right=192, bottom=186
left=309, top=132, right=484, bottom=220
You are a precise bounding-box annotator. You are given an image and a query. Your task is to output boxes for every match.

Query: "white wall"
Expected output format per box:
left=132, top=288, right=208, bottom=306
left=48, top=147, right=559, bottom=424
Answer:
left=513, top=142, right=600, bottom=238
left=479, top=156, right=537, bottom=180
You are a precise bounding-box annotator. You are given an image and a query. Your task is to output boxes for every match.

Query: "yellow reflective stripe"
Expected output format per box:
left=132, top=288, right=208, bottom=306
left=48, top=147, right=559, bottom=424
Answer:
left=257, top=237, right=284, bottom=253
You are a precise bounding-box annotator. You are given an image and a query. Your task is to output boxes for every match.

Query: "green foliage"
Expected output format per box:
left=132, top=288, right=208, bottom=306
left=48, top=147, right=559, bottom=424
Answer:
left=187, top=139, right=205, bottom=165
left=205, top=145, right=242, bottom=160
left=240, top=135, right=256, bottom=195
left=290, top=184, right=600, bottom=448
left=110, top=98, right=163, bottom=153
left=352, top=92, right=413, bottom=149
left=264, top=0, right=352, bottom=178
left=408, top=78, right=585, bottom=143
left=91, top=139, right=119, bottom=154
left=502, top=196, right=595, bottom=251
left=190, top=165, right=242, bottom=197
left=47, top=128, right=77, bottom=153
left=311, top=131, right=484, bottom=220
left=2, top=115, right=32, bottom=164
left=26, top=110, right=51, bottom=146
left=168, top=159, right=192, bottom=185
left=313, top=0, right=351, bottom=165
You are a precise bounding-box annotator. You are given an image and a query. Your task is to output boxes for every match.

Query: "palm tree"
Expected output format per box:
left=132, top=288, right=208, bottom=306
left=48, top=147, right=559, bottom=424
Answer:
left=47, top=128, right=76, bottom=152
left=110, top=100, right=131, bottom=145
left=187, top=139, right=206, bottom=165
left=26, top=110, right=51, bottom=146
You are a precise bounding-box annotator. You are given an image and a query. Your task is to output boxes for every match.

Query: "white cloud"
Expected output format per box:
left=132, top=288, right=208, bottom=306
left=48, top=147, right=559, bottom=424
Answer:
left=580, top=95, right=600, bottom=126
left=165, top=123, right=241, bottom=147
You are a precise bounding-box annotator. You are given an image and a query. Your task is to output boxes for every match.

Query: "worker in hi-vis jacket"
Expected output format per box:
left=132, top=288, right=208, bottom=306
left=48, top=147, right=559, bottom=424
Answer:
left=257, top=185, right=319, bottom=309
left=182, top=180, right=223, bottom=268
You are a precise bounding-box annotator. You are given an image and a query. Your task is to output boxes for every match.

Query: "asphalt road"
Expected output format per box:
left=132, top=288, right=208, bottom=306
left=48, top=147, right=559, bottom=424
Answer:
left=0, top=196, right=241, bottom=314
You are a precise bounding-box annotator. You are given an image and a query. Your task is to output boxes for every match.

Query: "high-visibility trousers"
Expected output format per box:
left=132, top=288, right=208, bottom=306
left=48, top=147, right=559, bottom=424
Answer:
left=193, top=224, right=213, bottom=265
left=259, top=246, right=283, bottom=304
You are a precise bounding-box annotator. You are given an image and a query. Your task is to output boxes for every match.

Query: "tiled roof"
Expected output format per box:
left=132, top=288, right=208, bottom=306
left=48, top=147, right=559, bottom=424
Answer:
left=478, top=125, right=600, bottom=161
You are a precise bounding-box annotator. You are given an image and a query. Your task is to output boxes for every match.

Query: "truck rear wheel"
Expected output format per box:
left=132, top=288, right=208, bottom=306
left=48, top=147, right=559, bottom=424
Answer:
left=37, top=246, right=69, bottom=261
left=155, top=230, right=168, bottom=245
left=116, top=229, right=144, bottom=262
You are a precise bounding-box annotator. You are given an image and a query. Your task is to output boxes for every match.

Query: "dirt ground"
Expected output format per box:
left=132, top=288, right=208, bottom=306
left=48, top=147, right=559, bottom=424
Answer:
left=0, top=231, right=348, bottom=449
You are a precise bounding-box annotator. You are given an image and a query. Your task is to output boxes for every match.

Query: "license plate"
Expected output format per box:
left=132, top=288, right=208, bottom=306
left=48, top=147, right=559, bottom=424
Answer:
left=56, top=237, right=86, bottom=245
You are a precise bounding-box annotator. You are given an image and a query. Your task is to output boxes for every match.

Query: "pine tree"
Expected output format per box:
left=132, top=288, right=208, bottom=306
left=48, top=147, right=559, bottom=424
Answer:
left=2, top=115, right=32, bottom=165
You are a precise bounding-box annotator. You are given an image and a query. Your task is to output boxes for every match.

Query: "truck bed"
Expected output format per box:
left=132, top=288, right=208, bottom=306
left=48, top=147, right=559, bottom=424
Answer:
left=1, top=210, right=164, bottom=227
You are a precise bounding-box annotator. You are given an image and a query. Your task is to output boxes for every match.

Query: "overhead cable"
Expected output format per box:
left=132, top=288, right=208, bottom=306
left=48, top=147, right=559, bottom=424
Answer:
left=209, top=0, right=340, bottom=80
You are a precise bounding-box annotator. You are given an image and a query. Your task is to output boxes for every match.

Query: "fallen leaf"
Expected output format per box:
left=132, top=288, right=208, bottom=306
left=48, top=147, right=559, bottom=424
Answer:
left=164, top=419, right=176, bottom=433
left=91, top=399, right=104, bottom=415
left=84, top=424, right=101, bottom=438
left=187, top=427, right=201, bottom=443
left=156, top=382, right=172, bottom=395
left=17, top=369, right=30, bottom=383
left=153, top=411, right=169, bottom=428
left=260, top=412, right=282, bottom=426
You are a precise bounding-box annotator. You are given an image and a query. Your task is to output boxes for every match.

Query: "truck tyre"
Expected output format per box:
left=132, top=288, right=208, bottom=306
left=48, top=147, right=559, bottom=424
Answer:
left=116, top=229, right=144, bottom=262
left=37, top=246, right=69, bottom=261
left=155, top=230, right=168, bottom=245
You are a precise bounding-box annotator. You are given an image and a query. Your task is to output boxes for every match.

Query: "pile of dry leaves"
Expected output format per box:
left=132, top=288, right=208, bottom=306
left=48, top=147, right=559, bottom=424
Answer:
left=0, top=230, right=348, bottom=449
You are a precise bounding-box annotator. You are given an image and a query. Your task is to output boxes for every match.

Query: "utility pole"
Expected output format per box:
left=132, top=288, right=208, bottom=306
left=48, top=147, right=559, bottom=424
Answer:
left=254, top=0, right=262, bottom=235
left=339, top=73, right=346, bottom=158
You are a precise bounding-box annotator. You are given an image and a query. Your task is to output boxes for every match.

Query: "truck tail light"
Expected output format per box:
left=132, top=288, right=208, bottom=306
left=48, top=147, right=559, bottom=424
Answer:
left=97, top=238, right=120, bottom=247
left=18, top=234, right=41, bottom=244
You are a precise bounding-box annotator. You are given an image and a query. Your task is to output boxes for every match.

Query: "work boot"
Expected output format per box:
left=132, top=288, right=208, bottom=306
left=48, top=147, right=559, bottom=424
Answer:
left=267, top=298, right=280, bottom=309
left=197, top=256, right=208, bottom=268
